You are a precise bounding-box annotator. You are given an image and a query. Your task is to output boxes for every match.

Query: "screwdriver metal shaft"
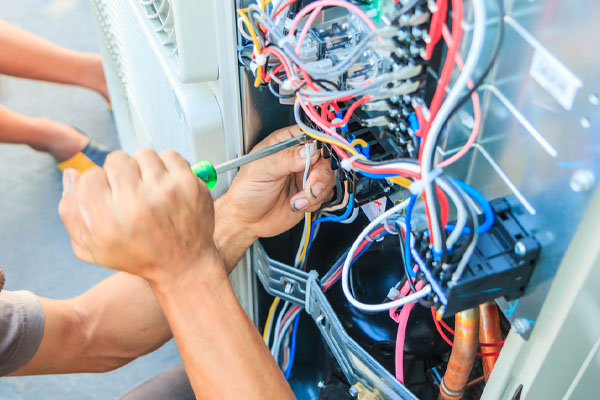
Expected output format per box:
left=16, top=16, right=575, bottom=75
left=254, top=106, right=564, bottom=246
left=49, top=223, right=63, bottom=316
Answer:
left=215, top=133, right=309, bottom=175
left=191, top=134, right=310, bottom=189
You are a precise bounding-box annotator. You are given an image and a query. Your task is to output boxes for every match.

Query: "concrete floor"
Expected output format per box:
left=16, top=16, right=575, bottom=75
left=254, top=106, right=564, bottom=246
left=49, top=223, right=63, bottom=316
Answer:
left=0, top=0, right=180, bottom=398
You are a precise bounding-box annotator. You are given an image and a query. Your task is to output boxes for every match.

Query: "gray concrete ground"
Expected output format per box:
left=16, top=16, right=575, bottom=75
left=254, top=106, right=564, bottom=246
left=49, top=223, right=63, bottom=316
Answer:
left=0, top=0, right=180, bottom=398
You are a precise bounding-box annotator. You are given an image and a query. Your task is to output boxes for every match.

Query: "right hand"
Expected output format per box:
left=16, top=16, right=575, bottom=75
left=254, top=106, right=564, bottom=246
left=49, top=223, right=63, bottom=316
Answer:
left=58, top=149, right=223, bottom=285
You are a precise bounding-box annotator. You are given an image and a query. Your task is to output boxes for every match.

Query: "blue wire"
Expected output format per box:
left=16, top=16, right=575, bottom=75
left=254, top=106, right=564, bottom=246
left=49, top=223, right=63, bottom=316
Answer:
left=404, top=195, right=418, bottom=278
left=358, top=170, right=393, bottom=180
left=445, top=179, right=494, bottom=235
left=304, top=194, right=354, bottom=257
left=284, top=314, right=301, bottom=380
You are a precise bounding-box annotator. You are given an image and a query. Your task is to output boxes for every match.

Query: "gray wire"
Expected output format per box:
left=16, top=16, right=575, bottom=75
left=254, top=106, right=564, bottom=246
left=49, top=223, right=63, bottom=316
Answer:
left=436, top=178, right=467, bottom=250
left=450, top=186, right=480, bottom=283
left=419, top=0, right=487, bottom=254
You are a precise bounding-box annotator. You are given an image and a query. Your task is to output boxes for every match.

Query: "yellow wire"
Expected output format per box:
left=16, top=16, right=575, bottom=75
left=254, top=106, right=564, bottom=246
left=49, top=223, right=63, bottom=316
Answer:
left=261, top=0, right=272, bottom=10
left=387, top=176, right=414, bottom=189
left=350, top=138, right=368, bottom=148
left=298, top=212, right=312, bottom=264
left=263, top=297, right=280, bottom=342
left=298, top=125, right=361, bottom=157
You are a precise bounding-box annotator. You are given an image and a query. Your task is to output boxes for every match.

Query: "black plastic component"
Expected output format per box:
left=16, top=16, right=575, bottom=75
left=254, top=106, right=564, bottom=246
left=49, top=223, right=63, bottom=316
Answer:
left=440, top=198, right=541, bottom=316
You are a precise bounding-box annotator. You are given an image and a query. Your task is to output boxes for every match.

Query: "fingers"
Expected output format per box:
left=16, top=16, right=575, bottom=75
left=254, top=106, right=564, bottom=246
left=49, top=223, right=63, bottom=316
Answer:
left=135, top=148, right=167, bottom=183
left=104, top=150, right=141, bottom=195
left=290, top=157, right=335, bottom=213
left=247, top=125, right=320, bottom=179
left=58, top=169, right=97, bottom=263
left=161, top=149, right=192, bottom=173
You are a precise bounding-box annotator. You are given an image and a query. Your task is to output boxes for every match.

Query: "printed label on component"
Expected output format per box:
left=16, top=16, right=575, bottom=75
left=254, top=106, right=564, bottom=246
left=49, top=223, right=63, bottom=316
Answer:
left=361, top=197, right=387, bottom=222
left=529, top=49, right=582, bottom=110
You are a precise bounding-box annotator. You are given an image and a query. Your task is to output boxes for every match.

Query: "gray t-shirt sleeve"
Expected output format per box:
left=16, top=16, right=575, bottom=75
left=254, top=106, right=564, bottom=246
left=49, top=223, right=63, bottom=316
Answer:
left=0, top=290, right=45, bottom=376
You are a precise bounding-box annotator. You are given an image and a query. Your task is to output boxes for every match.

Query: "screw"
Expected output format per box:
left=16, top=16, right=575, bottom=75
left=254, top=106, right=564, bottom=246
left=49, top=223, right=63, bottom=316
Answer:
left=589, top=93, right=600, bottom=106
left=581, top=117, right=591, bottom=129
left=570, top=169, right=595, bottom=193
left=513, top=318, right=533, bottom=335
left=349, top=386, right=359, bottom=398
left=514, top=241, right=527, bottom=257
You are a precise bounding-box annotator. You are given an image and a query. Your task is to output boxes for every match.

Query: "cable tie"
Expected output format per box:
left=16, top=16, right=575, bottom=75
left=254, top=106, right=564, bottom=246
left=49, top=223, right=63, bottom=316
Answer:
left=304, top=270, right=319, bottom=316
left=278, top=35, right=295, bottom=48
left=341, top=154, right=365, bottom=171
left=254, top=53, right=267, bottom=66
left=387, top=287, right=400, bottom=301
left=409, top=168, right=443, bottom=195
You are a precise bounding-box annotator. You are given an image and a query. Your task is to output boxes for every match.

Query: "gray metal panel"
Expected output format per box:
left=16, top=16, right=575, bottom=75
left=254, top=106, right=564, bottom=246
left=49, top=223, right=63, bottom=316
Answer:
left=443, top=0, right=600, bottom=327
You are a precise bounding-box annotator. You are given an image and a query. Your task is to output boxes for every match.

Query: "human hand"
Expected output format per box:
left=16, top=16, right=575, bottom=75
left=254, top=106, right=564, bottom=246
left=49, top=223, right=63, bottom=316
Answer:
left=219, top=125, right=335, bottom=240
left=58, top=149, right=223, bottom=285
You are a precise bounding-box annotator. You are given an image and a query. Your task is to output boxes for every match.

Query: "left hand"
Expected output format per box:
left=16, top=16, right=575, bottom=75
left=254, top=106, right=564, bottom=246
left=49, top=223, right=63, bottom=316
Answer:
left=58, top=149, right=222, bottom=285
left=220, top=125, right=336, bottom=239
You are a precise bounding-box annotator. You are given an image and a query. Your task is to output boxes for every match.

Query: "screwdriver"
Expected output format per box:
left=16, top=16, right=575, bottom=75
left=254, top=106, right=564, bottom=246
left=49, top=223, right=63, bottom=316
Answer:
left=191, top=134, right=310, bottom=189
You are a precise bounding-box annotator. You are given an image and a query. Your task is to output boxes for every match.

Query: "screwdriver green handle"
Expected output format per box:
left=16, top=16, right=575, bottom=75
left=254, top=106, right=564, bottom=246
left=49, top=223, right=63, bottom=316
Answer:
left=191, top=161, right=218, bottom=189
left=191, top=134, right=309, bottom=190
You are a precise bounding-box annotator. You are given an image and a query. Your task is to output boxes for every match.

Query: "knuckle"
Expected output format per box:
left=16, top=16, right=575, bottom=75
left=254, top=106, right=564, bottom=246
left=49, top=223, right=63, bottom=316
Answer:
left=135, top=148, right=157, bottom=159
left=104, top=150, right=130, bottom=166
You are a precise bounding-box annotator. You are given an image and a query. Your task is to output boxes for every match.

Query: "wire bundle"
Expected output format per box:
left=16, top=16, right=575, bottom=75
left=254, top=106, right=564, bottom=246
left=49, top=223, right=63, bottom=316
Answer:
left=242, top=0, right=505, bottom=384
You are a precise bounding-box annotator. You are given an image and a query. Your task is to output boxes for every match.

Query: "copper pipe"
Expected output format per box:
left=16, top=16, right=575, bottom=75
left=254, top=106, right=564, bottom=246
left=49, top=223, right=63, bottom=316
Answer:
left=479, top=301, right=503, bottom=382
left=439, top=308, right=480, bottom=400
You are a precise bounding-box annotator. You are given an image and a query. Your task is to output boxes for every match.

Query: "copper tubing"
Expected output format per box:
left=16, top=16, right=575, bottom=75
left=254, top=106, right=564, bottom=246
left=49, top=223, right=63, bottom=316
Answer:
left=478, top=301, right=503, bottom=382
left=439, top=308, right=480, bottom=400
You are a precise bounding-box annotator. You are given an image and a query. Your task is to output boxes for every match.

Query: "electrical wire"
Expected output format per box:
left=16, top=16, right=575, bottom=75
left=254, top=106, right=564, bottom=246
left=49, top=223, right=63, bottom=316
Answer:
left=284, top=314, right=300, bottom=380
left=263, top=297, right=281, bottom=344
left=419, top=0, right=487, bottom=256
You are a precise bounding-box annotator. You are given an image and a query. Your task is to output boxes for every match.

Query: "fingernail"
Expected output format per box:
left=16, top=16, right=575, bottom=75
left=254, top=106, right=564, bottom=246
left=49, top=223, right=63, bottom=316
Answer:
left=291, top=198, right=309, bottom=211
left=62, top=170, right=74, bottom=196
left=310, top=182, right=325, bottom=198
left=299, top=142, right=317, bottom=158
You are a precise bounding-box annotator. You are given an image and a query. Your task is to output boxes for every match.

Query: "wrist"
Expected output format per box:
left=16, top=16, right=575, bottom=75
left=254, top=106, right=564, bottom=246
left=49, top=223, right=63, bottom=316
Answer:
left=214, top=194, right=258, bottom=272
left=146, top=246, right=227, bottom=293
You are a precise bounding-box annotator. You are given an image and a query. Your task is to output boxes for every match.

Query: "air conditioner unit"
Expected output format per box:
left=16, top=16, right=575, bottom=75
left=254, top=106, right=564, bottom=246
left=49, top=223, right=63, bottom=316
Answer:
left=91, top=0, right=255, bottom=313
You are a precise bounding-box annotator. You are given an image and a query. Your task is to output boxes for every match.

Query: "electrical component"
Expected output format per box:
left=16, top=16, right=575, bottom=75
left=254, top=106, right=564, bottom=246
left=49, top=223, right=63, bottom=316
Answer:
left=414, top=198, right=542, bottom=317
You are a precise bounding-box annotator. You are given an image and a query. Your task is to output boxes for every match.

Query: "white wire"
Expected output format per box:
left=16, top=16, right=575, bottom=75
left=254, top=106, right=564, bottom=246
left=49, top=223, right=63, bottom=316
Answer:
left=270, top=301, right=290, bottom=356
left=272, top=307, right=301, bottom=364
left=436, top=178, right=467, bottom=250
left=341, top=198, right=431, bottom=312
left=419, top=0, right=487, bottom=255
left=294, top=213, right=309, bottom=268
left=263, top=300, right=279, bottom=346
left=451, top=185, right=481, bottom=283
left=238, top=17, right=254, bottom=41
left=294, top=143, right=313, bottom=268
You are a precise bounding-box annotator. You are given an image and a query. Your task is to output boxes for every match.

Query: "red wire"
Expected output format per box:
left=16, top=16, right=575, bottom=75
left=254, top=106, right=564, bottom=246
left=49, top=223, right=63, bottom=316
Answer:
left=273, top=0, right=297, bottom=19
left=278, top=305, right=301, bottom=334
left=424, top=0, right=448, bottom=60
left=421, top=0, right=463, bottom=140
left=329, top=96, right=371, bottom=128
left=264, top=64, right=285, bottom=84
left=431, top=307, right=503, bottom=357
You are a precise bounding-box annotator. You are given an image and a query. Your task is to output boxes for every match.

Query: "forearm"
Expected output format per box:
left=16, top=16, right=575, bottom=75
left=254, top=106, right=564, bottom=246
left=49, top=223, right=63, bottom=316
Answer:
left=214, top=195, right=258, bottom=273
left=0, top=20, right=100, bottom=89
left=150, top=256, right=294, bottom=400
left=12, top=273, right=171, bottom=375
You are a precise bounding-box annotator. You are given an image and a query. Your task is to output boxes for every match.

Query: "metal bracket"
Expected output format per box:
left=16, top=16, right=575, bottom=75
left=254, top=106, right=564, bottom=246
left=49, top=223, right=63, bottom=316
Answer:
left=252, top=243, right=418, bottom=400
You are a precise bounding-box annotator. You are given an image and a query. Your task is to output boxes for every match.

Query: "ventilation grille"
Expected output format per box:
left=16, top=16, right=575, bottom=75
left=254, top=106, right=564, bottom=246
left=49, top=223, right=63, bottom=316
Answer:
left=92, top=0, right=193, bottom=159
left=139, top=0, right=178, bottom=57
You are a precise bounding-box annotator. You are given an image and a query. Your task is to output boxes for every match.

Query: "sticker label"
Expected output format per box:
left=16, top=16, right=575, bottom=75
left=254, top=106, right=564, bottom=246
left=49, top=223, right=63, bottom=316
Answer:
left=361, top=197, right=387, bottom=222
left=529, top=49, right=582, bottom=110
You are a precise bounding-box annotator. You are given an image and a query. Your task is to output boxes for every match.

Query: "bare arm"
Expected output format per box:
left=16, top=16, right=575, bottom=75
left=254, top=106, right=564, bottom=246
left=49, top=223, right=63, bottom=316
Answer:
left=10, top=199, right=255, bottom=376
left=150, top=254, right=294, bottom=399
